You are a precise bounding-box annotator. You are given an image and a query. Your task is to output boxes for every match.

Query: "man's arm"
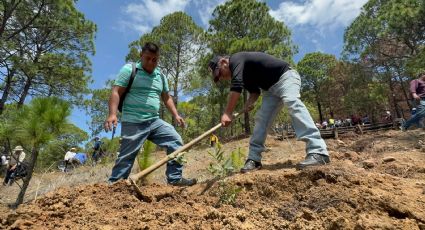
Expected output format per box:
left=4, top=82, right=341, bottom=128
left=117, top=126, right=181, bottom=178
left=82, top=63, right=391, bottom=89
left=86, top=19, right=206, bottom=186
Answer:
left=18, top=152, right=25, bottom=163
left=412, top=92, right=420, bottom=100
left=410, top=80, right=421, bottom=101
left=221, top=91, right=241, bottom=127
left=161, top=92, right=185, bottom=127
left=105, top=86, right=126, bottom=131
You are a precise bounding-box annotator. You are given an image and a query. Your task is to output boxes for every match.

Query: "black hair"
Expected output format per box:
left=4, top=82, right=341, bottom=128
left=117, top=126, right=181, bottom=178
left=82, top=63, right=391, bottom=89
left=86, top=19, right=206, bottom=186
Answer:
left=142, top=42, right=160, bottom=54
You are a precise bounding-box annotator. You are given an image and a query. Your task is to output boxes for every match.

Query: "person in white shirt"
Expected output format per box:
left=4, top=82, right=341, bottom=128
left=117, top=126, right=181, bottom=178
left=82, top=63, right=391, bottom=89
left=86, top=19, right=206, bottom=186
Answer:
left=3, top=146, right=25, bottom=186
left=64, top=148, right=77, bottom=172
left=1, top=154, right=9, bottom=178
left=1, top=155, right=8, bottom=166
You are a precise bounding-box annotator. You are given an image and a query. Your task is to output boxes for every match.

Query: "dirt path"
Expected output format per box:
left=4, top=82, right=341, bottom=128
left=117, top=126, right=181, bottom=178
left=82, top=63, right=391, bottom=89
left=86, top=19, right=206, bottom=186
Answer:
left=1, top=130, right=425, bottom=229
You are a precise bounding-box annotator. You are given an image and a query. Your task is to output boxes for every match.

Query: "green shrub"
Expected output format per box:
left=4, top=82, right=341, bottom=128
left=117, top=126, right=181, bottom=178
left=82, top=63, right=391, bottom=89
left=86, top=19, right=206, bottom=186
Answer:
left=230, top=147, right=246, bottom=170
left=207, top=143, right=234, bottom=178
left=216, top=179, right=242, bottom=205
left=138, top=140, right=156, bottom=170
left=207, top=144, right=244, bottom=206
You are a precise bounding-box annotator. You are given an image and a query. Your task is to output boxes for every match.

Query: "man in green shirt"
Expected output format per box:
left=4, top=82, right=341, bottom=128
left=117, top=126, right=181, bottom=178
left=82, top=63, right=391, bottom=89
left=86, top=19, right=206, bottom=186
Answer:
left=105, top=42, right=196, bottom=186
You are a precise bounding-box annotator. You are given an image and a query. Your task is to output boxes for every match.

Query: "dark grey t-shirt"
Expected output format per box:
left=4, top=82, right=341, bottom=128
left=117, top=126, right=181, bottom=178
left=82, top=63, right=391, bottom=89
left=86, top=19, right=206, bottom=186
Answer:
left=229, top=52, right=290, bottom=94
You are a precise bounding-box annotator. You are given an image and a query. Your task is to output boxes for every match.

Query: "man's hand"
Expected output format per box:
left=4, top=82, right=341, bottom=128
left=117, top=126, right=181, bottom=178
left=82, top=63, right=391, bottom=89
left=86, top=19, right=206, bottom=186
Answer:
left=11, top=165, right=16, bottom=170
left=175, top=115, right=186, bottom=128
left=221, top=113, right=232, bottom=127
left=413, top=93, right=421, bottom=101
left=105, top=114, right=118, bottom=132
left=106, top=86, right=124, bottom=132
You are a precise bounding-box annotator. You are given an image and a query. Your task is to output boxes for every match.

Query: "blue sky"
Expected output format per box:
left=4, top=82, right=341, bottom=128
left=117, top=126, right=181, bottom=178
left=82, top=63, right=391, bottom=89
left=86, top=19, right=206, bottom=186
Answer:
left=72, top=0, right=368, bottom=138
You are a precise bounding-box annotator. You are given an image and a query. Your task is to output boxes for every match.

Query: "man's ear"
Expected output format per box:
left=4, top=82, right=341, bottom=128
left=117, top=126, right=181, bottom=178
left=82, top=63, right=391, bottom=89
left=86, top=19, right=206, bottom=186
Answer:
left=220, top=58, right=229, bottom=67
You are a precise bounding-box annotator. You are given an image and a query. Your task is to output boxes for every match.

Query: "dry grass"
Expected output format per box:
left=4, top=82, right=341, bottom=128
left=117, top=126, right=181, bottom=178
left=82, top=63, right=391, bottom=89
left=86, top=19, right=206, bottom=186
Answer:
left=0, top=164, right=112, bottom=205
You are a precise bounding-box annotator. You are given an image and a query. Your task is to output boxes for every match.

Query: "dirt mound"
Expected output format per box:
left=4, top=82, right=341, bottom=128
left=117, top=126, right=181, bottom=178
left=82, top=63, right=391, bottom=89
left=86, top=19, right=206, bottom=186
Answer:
left=1, top=130, right=425, bottom=229
left=2, top=165, right=425, bottom=229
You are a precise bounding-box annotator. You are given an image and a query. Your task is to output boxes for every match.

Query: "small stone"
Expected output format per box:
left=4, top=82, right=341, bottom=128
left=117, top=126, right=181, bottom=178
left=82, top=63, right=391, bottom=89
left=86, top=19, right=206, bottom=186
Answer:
left=344, top=151, right=359, bottom=161
left=382, top=157, right=396, bottom=163
left=236, top=211, right=246, bottom=222
left=301, top=208, right=315, bottom=221
left=362, top=160, right=375, bottom=169
left=337, top=140, right=346, bottom=146
left=316, top=178, right=327, bottom=186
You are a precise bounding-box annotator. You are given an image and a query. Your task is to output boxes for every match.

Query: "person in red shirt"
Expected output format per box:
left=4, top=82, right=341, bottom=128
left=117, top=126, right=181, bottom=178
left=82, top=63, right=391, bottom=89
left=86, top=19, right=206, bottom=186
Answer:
left=401, top=71, right=425, bottom=131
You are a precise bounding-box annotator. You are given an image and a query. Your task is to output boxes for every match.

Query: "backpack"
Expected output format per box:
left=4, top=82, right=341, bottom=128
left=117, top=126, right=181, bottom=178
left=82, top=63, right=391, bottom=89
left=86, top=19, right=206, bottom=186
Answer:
left=117, top=63, right=167, bottom=113
left=118, top=63, right=137, bottom=112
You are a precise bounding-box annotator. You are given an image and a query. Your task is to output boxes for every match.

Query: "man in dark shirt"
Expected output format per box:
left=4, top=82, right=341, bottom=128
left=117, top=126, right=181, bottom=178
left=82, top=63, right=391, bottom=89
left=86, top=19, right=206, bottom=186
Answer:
left=401, top=71, right=425, bottom=131
left=208, top=52, right=330, bottom=171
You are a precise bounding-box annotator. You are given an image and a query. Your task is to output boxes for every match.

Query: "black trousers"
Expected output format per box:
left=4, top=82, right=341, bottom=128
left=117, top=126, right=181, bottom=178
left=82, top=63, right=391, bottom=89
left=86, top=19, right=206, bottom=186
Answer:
left=3, top=165, right=14, bottom=185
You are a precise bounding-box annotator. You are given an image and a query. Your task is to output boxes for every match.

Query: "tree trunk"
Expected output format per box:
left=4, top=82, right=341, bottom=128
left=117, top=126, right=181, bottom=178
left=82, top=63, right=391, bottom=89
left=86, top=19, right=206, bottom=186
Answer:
left=397, top=75, right=412, bottom=110
left=171, top=44, right=182, bottom=127
left=388, top=75, right=402, bottom=118
left=218, top=86, right=226, bottom=139
left=196, top=114, right=200, bottom=137
left=14, top=147, right=37, bottom=207
left=172, top=88, right=178, bottom=126
left=243, top=90, right=251, bottom=135
left=0, top=71, right=14, bottom=114
left=218, top=102, right=224, bottom=139
left=230, top=122, right=234, bottom=137
left=18, top=76, right=32, bottom=108
left=317, top=100, right=323, bottom=123
left=0, top=0, right=20, bottom=38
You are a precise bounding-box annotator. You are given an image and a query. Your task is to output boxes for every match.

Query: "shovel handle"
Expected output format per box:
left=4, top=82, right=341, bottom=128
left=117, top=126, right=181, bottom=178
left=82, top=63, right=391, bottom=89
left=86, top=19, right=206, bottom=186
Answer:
left=129, top=112, right=240, bottom=182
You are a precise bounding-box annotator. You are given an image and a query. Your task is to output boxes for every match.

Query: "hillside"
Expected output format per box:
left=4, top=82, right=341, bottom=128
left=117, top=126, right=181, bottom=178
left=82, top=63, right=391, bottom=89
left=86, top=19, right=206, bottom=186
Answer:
left=1, top=130, right=425, bottom=229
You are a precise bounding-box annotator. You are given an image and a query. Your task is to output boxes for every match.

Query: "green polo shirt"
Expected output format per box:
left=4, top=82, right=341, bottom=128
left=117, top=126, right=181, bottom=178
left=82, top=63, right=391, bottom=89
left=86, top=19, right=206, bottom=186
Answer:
left=114, top=62, right=169, bottom=122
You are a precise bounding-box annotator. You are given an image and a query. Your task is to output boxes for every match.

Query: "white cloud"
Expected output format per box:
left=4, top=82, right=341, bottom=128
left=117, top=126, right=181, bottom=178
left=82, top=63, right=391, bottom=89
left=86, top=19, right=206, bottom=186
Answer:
left=192, top=0, right=227, bottom=27
left=269, top=0, right=368, bottom=29
left=121, top=0, right=190, bottom=34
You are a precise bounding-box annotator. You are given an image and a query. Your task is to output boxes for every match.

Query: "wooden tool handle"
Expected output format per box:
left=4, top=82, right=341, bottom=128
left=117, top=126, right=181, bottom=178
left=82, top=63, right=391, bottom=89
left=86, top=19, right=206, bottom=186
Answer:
left=129, top=113, right=240, bottom=182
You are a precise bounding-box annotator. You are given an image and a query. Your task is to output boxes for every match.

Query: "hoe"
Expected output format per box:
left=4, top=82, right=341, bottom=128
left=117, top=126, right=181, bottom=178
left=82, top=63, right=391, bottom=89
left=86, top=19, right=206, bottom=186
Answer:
left=128, top=113, right=241, bottom=198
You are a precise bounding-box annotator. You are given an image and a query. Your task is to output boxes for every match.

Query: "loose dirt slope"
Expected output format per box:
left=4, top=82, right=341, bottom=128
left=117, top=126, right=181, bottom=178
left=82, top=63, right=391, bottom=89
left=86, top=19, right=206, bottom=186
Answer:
left=1, top=130, right=425, bottom=229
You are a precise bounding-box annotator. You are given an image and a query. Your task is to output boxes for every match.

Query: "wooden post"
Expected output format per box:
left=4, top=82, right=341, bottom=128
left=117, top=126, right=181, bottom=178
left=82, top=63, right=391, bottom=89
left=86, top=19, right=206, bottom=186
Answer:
left=357, top=124, right=363, bottom=135
left=333, top=127, right=338, bottom=139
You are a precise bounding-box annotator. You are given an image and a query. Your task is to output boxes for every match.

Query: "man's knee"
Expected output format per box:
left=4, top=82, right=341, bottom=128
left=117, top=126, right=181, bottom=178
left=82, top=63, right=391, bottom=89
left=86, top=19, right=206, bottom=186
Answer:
left=283, top=97, right=302, bottom=110
left=283, top=96, right=300, bottom=104
left=169, top=128, right=183, bottom=146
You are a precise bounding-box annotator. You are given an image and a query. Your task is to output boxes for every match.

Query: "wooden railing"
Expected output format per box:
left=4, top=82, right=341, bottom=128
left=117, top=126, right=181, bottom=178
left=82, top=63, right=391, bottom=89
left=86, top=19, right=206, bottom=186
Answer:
left=276, top=120, right=402, bottom=140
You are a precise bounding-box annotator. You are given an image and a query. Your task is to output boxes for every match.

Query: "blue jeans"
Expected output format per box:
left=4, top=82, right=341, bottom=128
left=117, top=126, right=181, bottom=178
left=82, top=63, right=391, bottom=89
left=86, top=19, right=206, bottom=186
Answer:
left=403, top=100, right=425, bottom=129
left=248, top=70, right=328, bottom=162
left=109, top=118, right=183, bottom=183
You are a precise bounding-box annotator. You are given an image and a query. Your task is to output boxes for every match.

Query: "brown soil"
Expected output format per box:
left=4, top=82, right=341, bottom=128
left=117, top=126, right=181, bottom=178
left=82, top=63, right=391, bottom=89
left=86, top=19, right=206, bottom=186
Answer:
left=1, top=130, right=425, bottom=229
